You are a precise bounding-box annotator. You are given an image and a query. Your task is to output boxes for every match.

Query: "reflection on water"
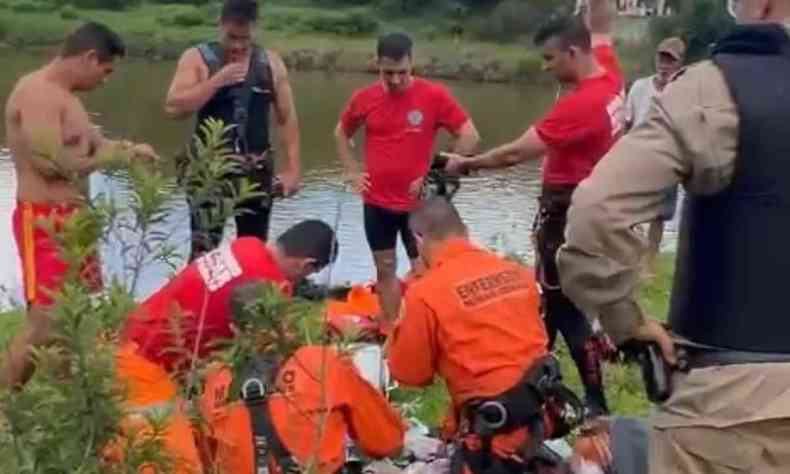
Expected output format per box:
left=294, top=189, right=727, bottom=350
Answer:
left=0, top=152, right=21, bottom=308
left=0, top=49, right=679, bottom=310
left=0, top=153, right=543, bottom=306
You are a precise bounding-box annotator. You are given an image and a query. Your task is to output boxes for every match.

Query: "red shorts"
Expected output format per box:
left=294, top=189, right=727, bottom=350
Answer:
left=12, top=201, right=102, bottom=306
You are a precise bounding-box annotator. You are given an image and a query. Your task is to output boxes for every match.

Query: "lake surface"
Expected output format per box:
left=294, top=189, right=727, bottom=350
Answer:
left=0, top=48, right=678, bottom=309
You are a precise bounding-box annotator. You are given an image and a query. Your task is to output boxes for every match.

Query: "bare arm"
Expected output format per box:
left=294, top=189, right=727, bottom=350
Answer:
left=20, top=98, right=103, bottom=178
left=585, top=0, right=614, bottom=46
left=334, top=121, right=361, bottom=174
left=269, top=51, right=301, bottom=192
left=449, top=119, right=481, bottom=155
left=164, top=48, right=217, bottom=120
left=460, top=127, right=546, bottom=173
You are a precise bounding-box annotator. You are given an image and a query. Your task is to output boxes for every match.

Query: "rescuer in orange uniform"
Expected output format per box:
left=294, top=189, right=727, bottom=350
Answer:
left=387, top=198, right=565, bottom=474
left=198, top=335, right=405, bottom=474
left=113, top=220, right=338, bottom=474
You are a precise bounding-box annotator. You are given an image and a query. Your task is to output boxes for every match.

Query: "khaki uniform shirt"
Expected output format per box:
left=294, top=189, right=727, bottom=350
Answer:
left=556, top=23, right=790, bottom=428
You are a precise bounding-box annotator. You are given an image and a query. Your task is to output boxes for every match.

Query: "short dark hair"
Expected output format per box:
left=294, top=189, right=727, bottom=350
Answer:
left=377, top=32, right=413, bottom=61
left=61, top=22, right=125, bottom=62
left=409, top=197, right=467, bottom=242
left=277, top=220, right=338, bottom=269
left=534, top=16, right=591, bottom=52
left=221, top=0, right=259, bottom=23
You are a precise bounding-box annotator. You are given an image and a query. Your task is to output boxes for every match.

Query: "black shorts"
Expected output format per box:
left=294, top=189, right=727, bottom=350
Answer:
left=363, top=203, right=419, bottom=259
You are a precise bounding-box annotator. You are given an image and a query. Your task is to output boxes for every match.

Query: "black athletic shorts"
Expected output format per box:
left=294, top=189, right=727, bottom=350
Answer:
left=363, top=203, right=419, bottom=259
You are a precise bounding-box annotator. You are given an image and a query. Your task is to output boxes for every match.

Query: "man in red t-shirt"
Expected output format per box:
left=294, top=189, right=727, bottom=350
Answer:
left=334, top=32, right=480, bottom=323
left=445, top=0, right=624, bottom=418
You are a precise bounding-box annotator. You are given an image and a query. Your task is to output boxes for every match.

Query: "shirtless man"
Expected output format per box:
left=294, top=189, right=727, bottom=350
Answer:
left=2, top=21, right=157, bottom=387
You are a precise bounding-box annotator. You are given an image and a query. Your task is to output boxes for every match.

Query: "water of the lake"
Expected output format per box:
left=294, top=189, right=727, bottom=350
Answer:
left=0, top=48, right=679, bottom=309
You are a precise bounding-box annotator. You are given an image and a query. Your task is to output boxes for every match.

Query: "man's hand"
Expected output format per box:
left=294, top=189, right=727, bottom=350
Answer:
left=209, top=62, right=249, bottom=89
left=632, top=319, right=677, bottom=366
left=586, top=0, right=614, bottom=44
left=442, top=152, right=472, bottom=176
left=130, top=143, right=159, bottom=162
left=276, top=168, right=302, bottom=197
left=409, top=176, right=425, bottom=198
left=344, top=169, right=370, bottom=194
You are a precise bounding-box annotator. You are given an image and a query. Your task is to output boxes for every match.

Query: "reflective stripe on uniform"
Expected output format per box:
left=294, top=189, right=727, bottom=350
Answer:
left=21, top=202, right=37, bottom=303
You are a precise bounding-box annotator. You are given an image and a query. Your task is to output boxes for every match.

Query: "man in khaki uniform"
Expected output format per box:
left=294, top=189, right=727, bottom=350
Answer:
left=557, top=0, right=790, bottom=472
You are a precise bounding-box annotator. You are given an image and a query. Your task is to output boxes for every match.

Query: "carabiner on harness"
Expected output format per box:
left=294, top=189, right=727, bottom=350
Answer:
left=242, top=377, right=268, bottom=402
left=474, top=401, right=508, bottom=434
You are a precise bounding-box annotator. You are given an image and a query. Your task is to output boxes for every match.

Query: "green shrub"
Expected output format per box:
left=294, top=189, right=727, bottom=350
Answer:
left=200, top=1, right=219, bottom=20
left=157, top=6, right=207, bottom=27
left=0, top=0, right=9, bottom=9
left=11, top=1, right=49, bottom=13
left=305, top=11, right=378, bottom=36
left=649, top=0, right=734, bottom=63
left=515, top=54, right=542, bottom=79
left=471, top=0, right=574, bottom=43
left=60, top=4, right=79, bottom=19
left=0, top=120, right=260, bottom=474
left=71, top=0, right=140, bottom=10
left=262, top=11, right=302, bottom=32
left=172, top=9, right=206, bottom=27
left=149, top=0, right=210, bottom=5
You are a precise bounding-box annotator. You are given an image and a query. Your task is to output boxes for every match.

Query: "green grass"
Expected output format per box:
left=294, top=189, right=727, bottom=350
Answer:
left=0, top=311, right=24, bottom=349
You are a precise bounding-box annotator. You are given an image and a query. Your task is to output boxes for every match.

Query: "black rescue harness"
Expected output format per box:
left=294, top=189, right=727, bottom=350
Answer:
left=196, top=41, right=274, bottom=156
left=453, top=355, right=585, bottom=474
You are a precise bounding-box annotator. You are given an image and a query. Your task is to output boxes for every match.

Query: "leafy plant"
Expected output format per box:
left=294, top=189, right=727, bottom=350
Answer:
left=70, top=0, right=142, bottom=10
left=0, top=118, right=266, bottom=472
left=59, top=4, right=79, bottom=19
left=649, top=0, right=734, bottom=63
left=158, top=7, right=207, bottom=28
left=304, top=11, right=379, bottom=36
left=11, top=1, right=50, bottom=13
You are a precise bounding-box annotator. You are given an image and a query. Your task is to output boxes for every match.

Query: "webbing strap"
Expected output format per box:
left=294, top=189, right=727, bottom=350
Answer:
left=197, top=42, right=222, bottom=75
left=195, top=41, right=274, bottom=154
left=241, top=356, right=300, bottom=474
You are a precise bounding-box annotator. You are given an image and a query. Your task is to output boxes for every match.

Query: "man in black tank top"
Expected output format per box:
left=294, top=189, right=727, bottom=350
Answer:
left=164, top=0, right=302, bottom=260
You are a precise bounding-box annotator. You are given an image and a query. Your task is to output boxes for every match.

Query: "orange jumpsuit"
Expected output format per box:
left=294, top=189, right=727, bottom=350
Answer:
left=387, top=239, right=549, bottom=460
left=200, top=345, right=405, bottom=474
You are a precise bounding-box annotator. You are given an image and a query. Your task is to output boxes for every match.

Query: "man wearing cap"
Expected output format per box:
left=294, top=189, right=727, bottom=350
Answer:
left=624, top=37, right=686, bottom=275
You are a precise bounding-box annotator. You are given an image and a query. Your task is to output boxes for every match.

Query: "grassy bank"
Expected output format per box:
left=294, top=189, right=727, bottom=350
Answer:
left=0, top=2, right=651, bottom=82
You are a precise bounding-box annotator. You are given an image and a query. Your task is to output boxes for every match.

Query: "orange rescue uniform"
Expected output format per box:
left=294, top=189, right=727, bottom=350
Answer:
left=387, top=239, right=549, bottom=459
left=200, top=346, right=405, bottom=474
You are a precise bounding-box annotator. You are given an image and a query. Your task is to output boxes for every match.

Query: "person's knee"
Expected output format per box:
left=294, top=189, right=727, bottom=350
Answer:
left=374, top=252, right=397, bottom=280
left=27, top=305, right=54, bottom=346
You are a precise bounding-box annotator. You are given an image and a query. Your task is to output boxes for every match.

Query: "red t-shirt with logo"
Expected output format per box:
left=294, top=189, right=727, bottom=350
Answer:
left=121, top=237, right=289, bottom=372
left=340, top=78, right=470, bottom=212
left=535, top=44, right=625, bottom=186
